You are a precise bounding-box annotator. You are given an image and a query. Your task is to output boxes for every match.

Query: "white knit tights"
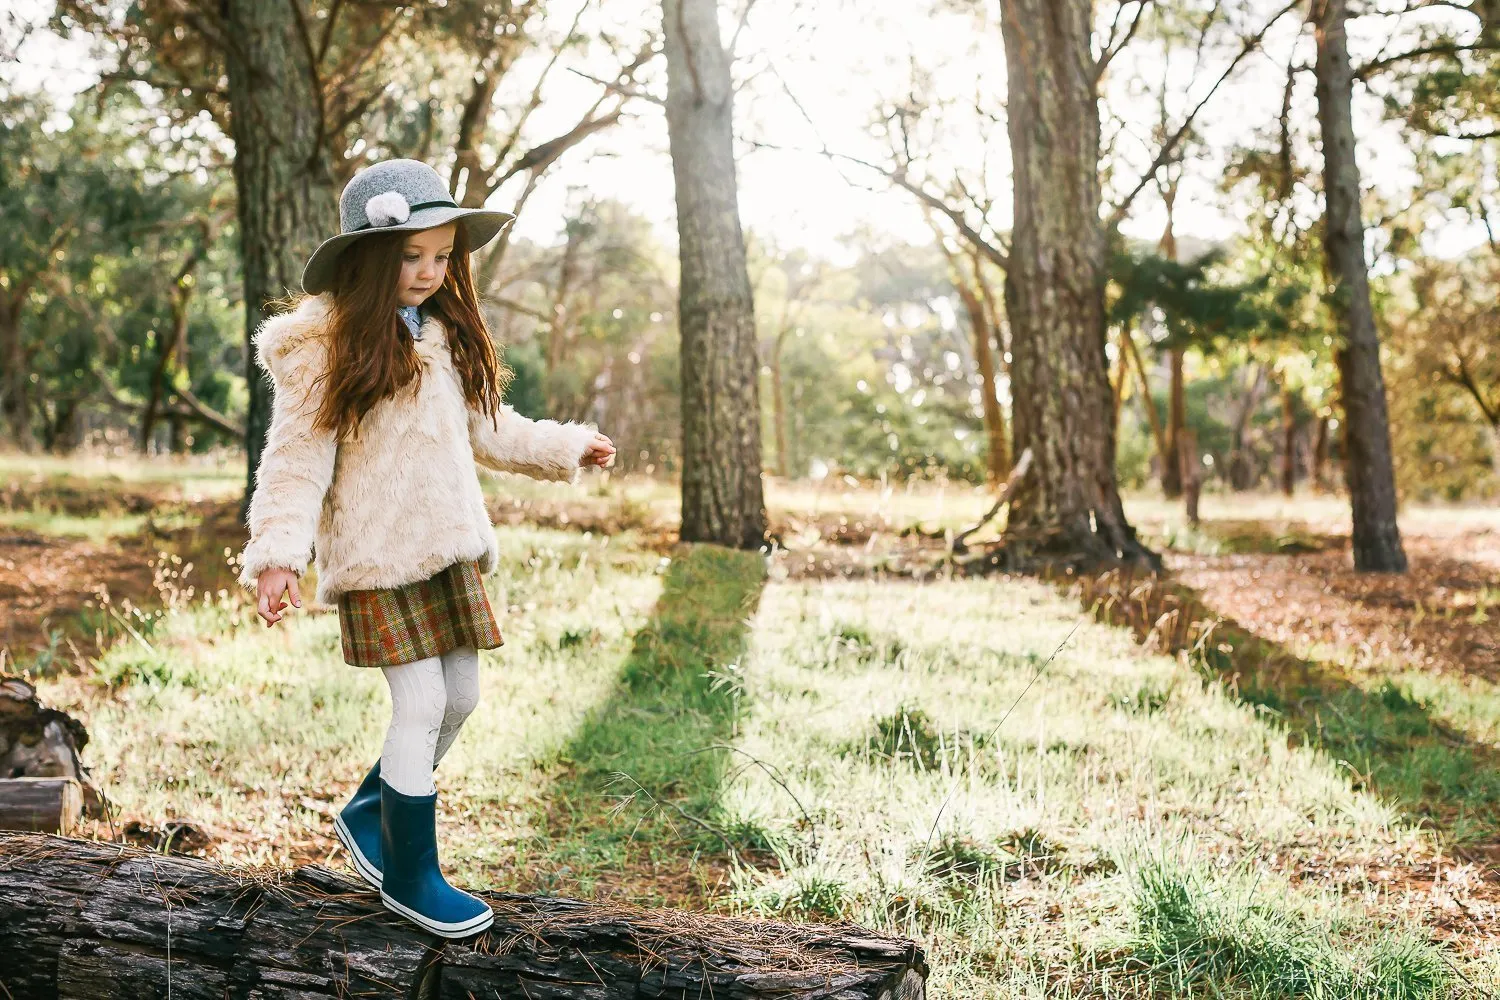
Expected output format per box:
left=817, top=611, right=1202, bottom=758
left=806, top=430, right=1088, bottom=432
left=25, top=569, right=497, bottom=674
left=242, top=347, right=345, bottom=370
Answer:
left=379, top=646, right=482, bottom=796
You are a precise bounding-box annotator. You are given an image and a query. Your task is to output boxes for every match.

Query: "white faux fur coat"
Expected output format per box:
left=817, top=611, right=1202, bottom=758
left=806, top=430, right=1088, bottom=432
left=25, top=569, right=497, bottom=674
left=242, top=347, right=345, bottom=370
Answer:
left=235, top=295, right=597, bottom=608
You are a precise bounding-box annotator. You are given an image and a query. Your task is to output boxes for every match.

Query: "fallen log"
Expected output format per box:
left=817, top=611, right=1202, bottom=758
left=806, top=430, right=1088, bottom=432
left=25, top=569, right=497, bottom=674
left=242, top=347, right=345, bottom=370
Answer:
left=0, top=832, right=928, bottom=1000
left=0, top=676, right=105, bottom=818
left=0, top=777, right=82, bottom=833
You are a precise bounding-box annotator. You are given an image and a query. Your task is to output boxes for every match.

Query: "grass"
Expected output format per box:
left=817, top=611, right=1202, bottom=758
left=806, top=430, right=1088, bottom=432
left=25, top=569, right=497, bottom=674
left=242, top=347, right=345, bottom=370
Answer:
left=11, top=466, right=1500, bottom=997
left=0, top=507, right=148, bottom=538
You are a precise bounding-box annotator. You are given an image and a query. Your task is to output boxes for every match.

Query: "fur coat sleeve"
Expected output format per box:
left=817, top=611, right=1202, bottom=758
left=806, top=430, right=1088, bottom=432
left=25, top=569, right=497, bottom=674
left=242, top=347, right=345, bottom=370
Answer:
left=235, top=308, right=339, bottom=591
left=467, top=403, right=597, bottom=485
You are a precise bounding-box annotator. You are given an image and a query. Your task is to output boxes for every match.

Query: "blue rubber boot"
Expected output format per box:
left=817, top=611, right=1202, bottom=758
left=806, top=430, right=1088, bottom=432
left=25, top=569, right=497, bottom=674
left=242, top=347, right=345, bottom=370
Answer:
left=333, top=761, right=385, bottom=889
left=378, top=779, right=493, bottom=938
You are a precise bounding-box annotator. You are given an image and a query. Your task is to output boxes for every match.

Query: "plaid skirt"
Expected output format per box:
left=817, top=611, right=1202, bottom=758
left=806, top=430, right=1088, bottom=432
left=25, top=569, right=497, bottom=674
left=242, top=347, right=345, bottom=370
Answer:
left=336, top=559, right=504, bottom=668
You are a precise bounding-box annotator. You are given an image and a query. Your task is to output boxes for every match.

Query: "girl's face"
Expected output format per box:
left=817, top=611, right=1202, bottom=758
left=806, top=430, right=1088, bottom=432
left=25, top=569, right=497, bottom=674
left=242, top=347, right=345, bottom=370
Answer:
left=397, top=223, right=457, bottom=306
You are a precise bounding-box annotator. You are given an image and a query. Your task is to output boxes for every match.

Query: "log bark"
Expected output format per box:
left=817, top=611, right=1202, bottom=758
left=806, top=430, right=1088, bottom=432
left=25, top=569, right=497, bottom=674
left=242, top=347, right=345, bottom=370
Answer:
left=1311, top=0, right=1408, bottom=572
left=0, top=778, right=81, bottom=834
left=664, top=0, right=768, bottom=550
left=0, top=832, right=927, bottom=1000
left=999, top=0, right=1155, bottom=569
left=221, top=0, right=340, bottom=519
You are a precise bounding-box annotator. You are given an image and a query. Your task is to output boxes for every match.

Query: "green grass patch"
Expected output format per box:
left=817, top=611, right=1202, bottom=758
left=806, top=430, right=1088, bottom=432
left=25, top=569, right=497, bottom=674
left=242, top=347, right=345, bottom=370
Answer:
left=1128, top=853, right=1448, bottom=999
left=0, top=507, right=147, bottom=538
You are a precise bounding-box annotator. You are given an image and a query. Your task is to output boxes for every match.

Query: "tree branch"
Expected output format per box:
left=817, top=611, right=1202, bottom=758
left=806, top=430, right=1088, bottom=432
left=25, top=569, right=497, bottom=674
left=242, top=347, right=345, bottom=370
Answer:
left=1356, top=40, right=1500, bottom=79
left=768, top=143, right=1009, bottom=267
left=1096, top=0, right=1152, bottom=80
left=1105, top=0, right=1303, bottom=230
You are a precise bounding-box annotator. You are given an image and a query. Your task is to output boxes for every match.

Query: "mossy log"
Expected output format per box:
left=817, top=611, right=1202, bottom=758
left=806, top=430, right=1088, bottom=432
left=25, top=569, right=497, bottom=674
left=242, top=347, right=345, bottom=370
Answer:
left=0, top=833, right=927, bottom=999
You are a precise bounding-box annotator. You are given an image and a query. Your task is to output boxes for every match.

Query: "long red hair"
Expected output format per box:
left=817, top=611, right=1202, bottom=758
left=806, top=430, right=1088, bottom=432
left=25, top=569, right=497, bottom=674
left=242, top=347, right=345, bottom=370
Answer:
left=306, top=224, right=512, bottom=439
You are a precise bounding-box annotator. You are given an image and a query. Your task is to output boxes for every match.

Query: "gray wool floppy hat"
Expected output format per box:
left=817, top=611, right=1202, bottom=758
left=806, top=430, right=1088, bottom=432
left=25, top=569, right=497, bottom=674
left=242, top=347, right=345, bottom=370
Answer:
left=301, top=159, right=516, bottom=294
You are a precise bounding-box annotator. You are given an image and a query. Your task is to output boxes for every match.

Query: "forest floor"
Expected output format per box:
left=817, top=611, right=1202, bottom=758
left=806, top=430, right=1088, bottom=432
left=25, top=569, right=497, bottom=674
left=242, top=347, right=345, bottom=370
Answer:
left=3, top=452, right=1499, bottom=998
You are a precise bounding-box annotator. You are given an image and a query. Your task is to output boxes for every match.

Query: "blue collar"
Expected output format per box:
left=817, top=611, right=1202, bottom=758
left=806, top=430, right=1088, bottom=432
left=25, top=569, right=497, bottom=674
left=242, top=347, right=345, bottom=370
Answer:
left=398, top=304, right=425, bottom=340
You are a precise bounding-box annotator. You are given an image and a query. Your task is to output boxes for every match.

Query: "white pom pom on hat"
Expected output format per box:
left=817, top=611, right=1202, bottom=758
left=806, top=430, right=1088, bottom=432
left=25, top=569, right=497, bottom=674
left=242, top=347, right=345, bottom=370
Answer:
left=365, top=191, right=411, bottom=227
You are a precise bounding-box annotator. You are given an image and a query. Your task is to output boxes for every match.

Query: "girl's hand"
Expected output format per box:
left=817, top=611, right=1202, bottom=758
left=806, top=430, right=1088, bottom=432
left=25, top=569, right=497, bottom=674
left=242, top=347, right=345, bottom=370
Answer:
left=580, top=432, right=616, bottom=469
left=256, top=568, right=303, bottom=627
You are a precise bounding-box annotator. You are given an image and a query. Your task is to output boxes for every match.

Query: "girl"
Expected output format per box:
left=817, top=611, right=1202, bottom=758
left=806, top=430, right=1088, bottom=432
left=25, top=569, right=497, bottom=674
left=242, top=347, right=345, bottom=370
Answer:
left=236, top=159, right=615, bottom=939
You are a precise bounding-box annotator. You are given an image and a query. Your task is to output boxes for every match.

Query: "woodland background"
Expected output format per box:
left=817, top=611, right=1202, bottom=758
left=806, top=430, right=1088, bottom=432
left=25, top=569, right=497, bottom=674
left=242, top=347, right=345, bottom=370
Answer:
left=4, top=1, right=1500, bottom=997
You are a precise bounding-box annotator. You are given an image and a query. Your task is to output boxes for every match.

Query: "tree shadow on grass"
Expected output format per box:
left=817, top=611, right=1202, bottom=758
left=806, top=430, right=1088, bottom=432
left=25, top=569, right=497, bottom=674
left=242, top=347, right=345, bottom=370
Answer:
left=531, top=542, right=768, bottom=890
left=1068, top=567, right=1500, bottom=859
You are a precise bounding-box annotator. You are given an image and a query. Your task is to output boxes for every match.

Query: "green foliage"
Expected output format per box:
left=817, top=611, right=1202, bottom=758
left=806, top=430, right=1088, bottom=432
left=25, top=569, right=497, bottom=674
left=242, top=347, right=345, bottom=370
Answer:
left=1109, top=245, right=1273, bottom=353
left=0, top=87, right=239, bottom=453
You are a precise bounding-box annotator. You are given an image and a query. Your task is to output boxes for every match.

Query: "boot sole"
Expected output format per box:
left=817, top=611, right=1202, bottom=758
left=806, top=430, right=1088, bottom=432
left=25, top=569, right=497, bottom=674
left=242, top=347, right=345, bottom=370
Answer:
left=333, top=814, right=384, bottom=890
left=380, top=890, right=494, bottom=938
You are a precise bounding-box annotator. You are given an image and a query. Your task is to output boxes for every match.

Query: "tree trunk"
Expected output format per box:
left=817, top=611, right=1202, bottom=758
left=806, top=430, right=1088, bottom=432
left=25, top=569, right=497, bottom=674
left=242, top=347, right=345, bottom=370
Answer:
left=1111, top=328, right=1128, bottom=431
left=1279, top=383, right=1298, bottom=497
left=0, top=832, right=927, bottom=1000
left=664, top=0, right=767, bottom=550
left=1311, top=413, right=1331, bottom=490
left=1179, top=428, right=1201, bottom=526
left=1124, top=325, right=1169, bottom=479
left=169, top=296, right=190, bottom=453
left=954, top=278, right=1010, bottom=483
left=1228, top=364, right=1267, bottom=490
left=547, top=225, right=581, bottom=417
left=47, top=398, right=82, bottom=455
left=221, top=1, right=339, bottom=518
left=1162, top=349, right=1186, bottom=498
left=0, top=298, right=30, bottom=450
left=771, top=325, right=792, bottom=479
left=998, top=0, right=1155, bottom=567
left=1312, top=0, right=1407, bottom=572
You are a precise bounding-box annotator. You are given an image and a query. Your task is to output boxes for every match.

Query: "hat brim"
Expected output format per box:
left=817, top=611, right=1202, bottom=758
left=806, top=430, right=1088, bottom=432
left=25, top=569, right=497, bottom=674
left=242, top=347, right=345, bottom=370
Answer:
left=301, top=206, right=517, bottom=294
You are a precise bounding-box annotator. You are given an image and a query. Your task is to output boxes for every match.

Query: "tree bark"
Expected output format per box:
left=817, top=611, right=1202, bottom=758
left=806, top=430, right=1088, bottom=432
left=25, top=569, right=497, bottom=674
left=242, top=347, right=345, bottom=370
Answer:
left=1111, top=328, right=1128, bottom=431
left=1162, top=349, right=1186, bottom=498
left=0, top=833, right=928, bottom=1000
left=1227, top=364, right=1267, bottom=490
left=771, top=323, right=793, bottom=478
left=1279, top=382, right=1298, bottom=497
left=1124, top=324, right=1169, bottom=477
left=664, top=0, right=767, bottom=549
left=954, top=275, right=1010, bottom=483
left=1311, top=413, right=1331, bottom=489
left=0, top=298, right=30, bottom=450
left=998, top=0, right=1155, bottom=567
left=1312, top=0, right=1407, bottom=572
left=221, top=1, right=340, bottom=518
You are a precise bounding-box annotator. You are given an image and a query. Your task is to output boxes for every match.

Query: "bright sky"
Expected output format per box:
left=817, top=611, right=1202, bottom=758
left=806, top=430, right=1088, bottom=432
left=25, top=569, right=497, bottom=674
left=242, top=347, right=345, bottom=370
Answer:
left=3, top=0, right=1488, bottom=262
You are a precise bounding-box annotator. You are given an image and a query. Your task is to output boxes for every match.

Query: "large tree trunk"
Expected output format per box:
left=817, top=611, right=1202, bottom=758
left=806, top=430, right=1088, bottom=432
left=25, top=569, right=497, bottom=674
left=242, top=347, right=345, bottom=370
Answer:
left=999, top=0, right=1154, bottom=568
left=0, top=833, right=927, bottom=1000
left=664, top=0, right=767, bottom=549
left=221, top=2, right=339, bottom=518
left=1312, top=0, right=1407, bottom=572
